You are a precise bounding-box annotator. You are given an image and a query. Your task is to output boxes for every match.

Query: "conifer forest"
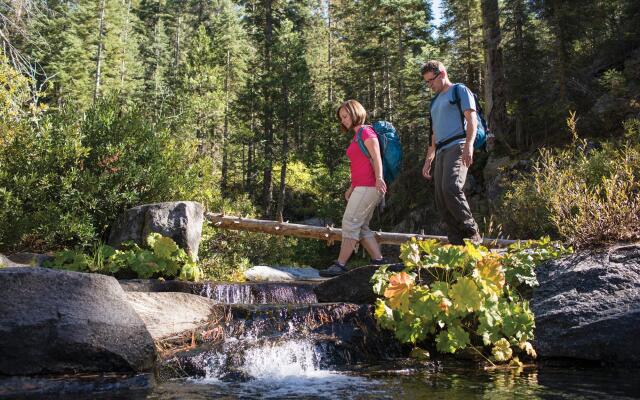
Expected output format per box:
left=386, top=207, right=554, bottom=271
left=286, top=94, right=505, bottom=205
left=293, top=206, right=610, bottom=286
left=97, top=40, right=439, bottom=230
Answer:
left=1, top=0, right=639, bottom=268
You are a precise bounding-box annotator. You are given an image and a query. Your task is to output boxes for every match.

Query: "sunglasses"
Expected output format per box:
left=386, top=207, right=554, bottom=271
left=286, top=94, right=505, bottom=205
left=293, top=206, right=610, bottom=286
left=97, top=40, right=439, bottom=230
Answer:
left=424, top=71, right=440, bottom=84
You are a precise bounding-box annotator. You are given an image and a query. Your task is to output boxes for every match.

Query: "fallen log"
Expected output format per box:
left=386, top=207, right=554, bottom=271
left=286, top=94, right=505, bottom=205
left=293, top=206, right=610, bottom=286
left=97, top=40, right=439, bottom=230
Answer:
left=205, top=213, right=517, bottom=247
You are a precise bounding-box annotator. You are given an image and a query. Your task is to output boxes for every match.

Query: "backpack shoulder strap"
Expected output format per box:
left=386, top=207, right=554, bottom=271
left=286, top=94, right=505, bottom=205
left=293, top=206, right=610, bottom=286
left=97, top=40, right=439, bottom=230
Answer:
left=356, top=126, right=371, bottom=159
left=449, top=83, right=466, bottom=132
left=429, top=93, right=440, bottom=144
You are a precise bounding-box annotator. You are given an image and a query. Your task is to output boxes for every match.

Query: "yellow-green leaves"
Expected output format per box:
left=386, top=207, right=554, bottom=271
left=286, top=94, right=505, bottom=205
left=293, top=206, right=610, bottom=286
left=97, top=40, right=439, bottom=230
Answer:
left=492, top=338, right=513, bottom=362
left=449, top=277, right=482, bottom=313
left=372, top=238, right=567, bottom=363
left=519, top=340, right=537, bottom=359
left=436, top=324, right=470, bottom=353
left=148, top=233, right=179, bottom=259
left=45, top=234, right=203, bottom=281
left=384, top=271, right=415, bottom=311
left=475, top=253, right=505, bottom=292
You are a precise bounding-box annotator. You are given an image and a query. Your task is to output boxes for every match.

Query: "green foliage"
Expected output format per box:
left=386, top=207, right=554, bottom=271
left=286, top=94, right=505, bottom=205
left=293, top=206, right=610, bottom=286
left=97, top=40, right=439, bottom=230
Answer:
left=194, top=193, right=336, bottom=282
left=45, top=233, right=203, bottom=281
left=599, top=69, right=626, bottom=97
left=497, top=118, right=640, bottom=247
left=372, top=238, right=571, bottom=363
left=0, top=97, right=217, bottom=251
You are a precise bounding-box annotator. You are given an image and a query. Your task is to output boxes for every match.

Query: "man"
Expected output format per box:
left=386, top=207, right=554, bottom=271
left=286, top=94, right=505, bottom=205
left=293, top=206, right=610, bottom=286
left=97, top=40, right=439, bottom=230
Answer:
left=421, top=60, right=481, bottom=245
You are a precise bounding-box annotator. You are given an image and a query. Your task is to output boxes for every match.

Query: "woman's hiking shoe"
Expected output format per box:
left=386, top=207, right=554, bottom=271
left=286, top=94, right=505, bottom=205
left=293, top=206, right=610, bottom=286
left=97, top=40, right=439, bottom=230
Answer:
left=319, top=261, right=348, bottom=277
left=371, top=257, right=390, bottom=266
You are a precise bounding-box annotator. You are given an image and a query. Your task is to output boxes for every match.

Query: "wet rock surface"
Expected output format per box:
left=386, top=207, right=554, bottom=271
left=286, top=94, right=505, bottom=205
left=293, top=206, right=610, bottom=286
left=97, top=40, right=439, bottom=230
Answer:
left=119, top=279, right=319, bottom=304
left=0, top=373, right=153, bottom=399
left=0, top=267, right=156, bottom=375
left=314, top=264, right=404, bottom=304
left=158, top=302, right=405, bottom=380
left=531, top=244, right=640, bottom=366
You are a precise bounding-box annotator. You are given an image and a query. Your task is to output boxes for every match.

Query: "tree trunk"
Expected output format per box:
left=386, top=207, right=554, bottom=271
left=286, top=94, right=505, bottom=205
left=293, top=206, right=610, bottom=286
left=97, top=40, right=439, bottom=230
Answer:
left=276, top=62, right=290, bottom=221
left=221, top=50, right=231, bottom=198
left=119, top=0, right=132, bottom=87
left=93, top=0, right=106, bottom=104
left=481, top=0, right=509, bottom=146
left=513, top=0, right=528, bottom=150
left=327, top=0, right=334, bottom=104
left=261, top=0, right=274, bottom=217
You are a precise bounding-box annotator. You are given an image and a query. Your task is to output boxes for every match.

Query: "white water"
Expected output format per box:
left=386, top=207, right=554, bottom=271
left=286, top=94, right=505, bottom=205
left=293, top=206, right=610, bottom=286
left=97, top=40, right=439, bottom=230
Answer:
left=191, top=339, right=379, bottom=399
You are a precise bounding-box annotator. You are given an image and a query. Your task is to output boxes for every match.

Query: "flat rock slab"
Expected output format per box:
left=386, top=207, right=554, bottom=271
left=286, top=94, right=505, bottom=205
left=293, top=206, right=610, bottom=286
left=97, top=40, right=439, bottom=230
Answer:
left=244, top=265, right=323, bottom=281
left=1, top=252, right=53, bottom=267
left=314, top=264, right=404, bottom=304
left=125, top=292, right=217, bottom=340
left=532, top=244, right=640, bottom=366
left=119, top=279, right=319, bottom=304
left=0, top=267, right=155, bottom=375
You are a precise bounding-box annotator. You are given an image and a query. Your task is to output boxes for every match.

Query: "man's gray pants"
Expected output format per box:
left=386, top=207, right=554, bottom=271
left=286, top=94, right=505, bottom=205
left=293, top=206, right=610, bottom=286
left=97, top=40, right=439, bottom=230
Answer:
left=433, top=143, right=479, bottom=245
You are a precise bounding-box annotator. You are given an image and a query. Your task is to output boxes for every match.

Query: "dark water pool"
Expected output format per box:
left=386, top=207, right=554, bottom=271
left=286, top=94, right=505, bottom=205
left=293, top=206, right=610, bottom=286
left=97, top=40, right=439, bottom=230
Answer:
left=50, top=363, right=638, bottom=400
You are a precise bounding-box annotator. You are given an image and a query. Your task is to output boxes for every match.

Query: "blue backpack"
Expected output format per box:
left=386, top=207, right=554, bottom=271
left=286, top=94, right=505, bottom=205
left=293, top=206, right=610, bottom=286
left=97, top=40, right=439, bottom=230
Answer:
left=429, top=83, right=489, bottom=151
left=356, top=121, right=402, bottom=184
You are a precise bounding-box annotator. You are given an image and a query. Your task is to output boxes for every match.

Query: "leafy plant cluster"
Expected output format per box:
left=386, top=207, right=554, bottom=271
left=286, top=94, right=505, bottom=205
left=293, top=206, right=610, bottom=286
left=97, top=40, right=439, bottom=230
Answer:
left=372, top=238, right=572, bottom=365
left=0, top=92, right=218, bottom=252
left=496, top=118, right=640, bottom=247
left=44, top=233, right=203, bottom=281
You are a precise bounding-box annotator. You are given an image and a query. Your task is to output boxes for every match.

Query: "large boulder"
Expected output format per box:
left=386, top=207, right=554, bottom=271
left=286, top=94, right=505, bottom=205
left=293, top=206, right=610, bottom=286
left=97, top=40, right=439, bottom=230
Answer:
left=531, top=244, right=640, bottom=366
left=0, top=267, right=155, bottom=375
left=107, top=201, right=204, bottom=260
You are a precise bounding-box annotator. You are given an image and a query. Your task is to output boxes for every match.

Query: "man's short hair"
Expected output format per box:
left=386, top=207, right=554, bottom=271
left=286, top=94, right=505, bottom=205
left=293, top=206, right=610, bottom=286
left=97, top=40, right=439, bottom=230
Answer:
left=420, top=60, right=445, bottom=77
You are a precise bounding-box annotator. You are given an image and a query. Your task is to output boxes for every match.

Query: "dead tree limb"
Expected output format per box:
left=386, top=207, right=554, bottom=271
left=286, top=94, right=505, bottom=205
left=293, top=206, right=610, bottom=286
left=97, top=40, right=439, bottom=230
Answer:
left=205, top=213, right=517, bottom=248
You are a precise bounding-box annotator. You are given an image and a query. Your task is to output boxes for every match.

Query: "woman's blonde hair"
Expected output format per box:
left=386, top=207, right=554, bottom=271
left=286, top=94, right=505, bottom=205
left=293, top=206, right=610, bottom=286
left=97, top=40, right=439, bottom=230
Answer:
left=336, top=100, right=367, bottom=132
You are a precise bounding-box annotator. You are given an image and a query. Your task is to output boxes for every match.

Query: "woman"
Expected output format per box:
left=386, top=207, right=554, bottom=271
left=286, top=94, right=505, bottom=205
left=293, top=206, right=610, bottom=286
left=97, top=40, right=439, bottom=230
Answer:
left=320, top=100, right=387, bottom=277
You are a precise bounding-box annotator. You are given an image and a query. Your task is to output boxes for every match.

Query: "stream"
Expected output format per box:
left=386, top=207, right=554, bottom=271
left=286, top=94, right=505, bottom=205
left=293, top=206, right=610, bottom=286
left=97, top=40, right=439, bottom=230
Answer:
left=11, top=280, right=640, bottom=399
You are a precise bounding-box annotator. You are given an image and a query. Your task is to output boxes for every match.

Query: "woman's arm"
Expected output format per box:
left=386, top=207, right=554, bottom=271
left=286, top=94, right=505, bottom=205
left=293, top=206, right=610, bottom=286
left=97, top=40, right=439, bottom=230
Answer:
left=364, top=137, right=387, bottom=194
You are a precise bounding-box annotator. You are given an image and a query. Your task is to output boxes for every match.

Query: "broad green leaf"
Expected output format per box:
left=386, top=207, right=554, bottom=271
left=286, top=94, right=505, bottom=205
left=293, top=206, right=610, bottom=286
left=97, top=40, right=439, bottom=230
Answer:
left=384, top=272, right=415, bottom=311
left=152, top=236, right=179, bottom=259
left=519, top=340, right=537, bottom=359
left=435, top=324, right=470, bottom=353
left=492, top=338, right=513, bottom=362
left=450, top=277, right=482, bottom=313
left=475, top=253, right=505, bottom=292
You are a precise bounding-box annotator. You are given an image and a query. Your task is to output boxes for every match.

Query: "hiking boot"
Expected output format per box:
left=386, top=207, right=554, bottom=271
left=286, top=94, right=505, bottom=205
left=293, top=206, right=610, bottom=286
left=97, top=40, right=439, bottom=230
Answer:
left=371, top=257, right=390, bottom=266
left=319, top=261, right=348, bottom=277
left=469, top=232, right=482, bottom=245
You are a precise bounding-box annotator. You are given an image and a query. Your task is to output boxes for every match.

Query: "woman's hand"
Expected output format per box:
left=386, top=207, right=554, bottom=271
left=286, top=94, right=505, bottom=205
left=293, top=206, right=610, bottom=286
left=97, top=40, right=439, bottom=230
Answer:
left=376, top=177, right=387, bottom=194
left=345, top=187, right=354, bottom=201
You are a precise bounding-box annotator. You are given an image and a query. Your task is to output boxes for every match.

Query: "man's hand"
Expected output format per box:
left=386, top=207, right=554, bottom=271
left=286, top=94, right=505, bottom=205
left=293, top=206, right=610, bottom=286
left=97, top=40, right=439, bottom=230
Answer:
left=462, top=142, right=473, bottom=167
left=422, top=158, right=433, bottom=180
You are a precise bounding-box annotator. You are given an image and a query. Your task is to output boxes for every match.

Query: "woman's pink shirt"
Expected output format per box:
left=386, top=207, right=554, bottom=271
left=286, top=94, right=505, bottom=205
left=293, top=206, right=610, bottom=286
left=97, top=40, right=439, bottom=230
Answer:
left=346, top=125, right=377, bottom=188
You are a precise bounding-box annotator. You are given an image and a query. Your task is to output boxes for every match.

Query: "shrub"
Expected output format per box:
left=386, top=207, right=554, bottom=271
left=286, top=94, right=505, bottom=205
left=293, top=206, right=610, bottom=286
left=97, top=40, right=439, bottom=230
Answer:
left=0, top=96, right=217, bottom=251
left=372, top=238, right=571, bottom=365
left=44, top=233, right=203, bottom=281
left=497, top=118, right=640, bottom=247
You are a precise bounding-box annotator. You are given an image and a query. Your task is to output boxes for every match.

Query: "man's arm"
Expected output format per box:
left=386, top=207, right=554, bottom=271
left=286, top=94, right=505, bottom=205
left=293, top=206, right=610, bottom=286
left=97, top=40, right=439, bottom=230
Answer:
left=422, top=130, right=436, bottom=179
left=462, top=109, right=477, bottom=167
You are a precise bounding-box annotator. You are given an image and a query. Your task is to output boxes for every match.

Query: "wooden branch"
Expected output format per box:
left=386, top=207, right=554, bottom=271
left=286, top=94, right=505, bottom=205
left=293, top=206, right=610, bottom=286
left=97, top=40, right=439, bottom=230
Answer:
left=205, top=213, right=517, bottom=248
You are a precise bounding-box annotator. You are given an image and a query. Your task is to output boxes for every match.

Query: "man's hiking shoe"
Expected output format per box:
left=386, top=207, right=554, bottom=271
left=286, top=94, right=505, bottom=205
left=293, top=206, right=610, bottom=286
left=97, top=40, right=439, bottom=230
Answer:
left=371, top=257, right=390, bottom=265
left=319, top=261, right=348, bottom=277
left=467, top=232, right=482, bottom=245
